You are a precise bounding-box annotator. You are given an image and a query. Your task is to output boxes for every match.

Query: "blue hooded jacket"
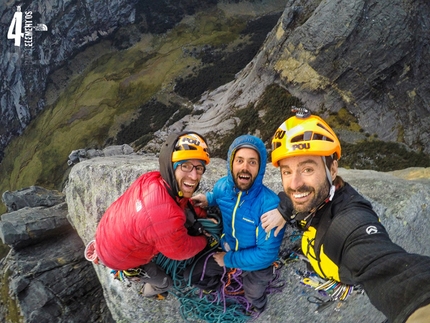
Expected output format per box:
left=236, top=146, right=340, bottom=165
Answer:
left=206, top=135, right=285, bottom=271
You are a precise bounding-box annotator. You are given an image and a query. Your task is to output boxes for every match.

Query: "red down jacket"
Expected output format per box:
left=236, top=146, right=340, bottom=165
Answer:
left=95, top=170, right=207, bottom=270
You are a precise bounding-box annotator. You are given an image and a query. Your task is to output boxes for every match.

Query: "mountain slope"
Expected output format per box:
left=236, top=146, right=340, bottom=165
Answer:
left=0, top=3, right=285, bottom=216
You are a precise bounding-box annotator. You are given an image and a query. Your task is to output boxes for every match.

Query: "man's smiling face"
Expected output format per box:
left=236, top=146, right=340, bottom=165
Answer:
left=174, top=159, right=204, bottom=198
left=279, top=155, right=335, bottom=213
left=232, top=148, right=259, bottom=191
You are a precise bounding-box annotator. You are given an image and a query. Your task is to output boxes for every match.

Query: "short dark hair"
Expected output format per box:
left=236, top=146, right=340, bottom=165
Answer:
left=325, top=155, right=335, bottom=169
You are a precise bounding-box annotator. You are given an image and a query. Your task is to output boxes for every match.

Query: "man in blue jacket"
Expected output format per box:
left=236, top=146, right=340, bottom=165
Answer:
left=187, top=134, right=285, bottom=313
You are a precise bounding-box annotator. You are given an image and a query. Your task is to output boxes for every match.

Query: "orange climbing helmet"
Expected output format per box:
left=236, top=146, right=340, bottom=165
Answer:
left=172, top=133, right=210, bottom=165
left=271, top=107, right=341, bottom=167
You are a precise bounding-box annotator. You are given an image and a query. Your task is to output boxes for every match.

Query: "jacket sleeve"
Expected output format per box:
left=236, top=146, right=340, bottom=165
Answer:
left=277, top=191, right=294, bottom=222
left=206, top=177, right=225, bottom=207
left=330, top=207, right=430, bottom=323
left=206, top=191, right=216, bottom=207
left=193, top=205, right=208, bottom=219
left=152, top=201, right=207, bottom=261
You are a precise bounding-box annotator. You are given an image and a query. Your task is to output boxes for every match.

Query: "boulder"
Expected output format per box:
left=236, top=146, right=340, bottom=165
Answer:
left=2, top=186, right=65, bottom=213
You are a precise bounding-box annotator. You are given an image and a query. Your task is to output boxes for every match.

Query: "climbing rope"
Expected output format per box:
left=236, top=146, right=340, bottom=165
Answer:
left=153, top=211, right=280, bottom=323
left=159, top=213, right=253, bottom=323
left=88, top=210, right=286, bottom=323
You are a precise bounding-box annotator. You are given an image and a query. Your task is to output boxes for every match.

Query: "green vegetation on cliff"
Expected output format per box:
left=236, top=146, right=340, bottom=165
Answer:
left=210, top=84, right=430, bottom=170
left=0, top=9, right=281, bottom=215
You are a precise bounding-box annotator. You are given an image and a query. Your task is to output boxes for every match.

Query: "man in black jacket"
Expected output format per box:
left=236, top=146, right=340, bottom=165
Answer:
left=262, top=108, right=430, bottom=323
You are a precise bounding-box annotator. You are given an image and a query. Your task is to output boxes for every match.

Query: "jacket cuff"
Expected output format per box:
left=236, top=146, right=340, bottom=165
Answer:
left=278, top=191, right=293, bottom=222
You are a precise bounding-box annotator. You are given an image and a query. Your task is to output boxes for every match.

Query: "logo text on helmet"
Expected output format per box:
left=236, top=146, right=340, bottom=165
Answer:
left=292, top=143, right=310, bottom=151
left=274, top=130, right=285, bottom=139
left=182, top=137, right=200, bottom=146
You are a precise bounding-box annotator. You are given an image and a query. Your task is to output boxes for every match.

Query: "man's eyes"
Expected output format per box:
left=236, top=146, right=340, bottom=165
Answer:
left=183, top=164, right=203, bottom=171
left=234, top=159, right=257, bottom=165
left=281, top=168, right=314, bottom=175
left=182, top=164, right=191, bottom=170
left=302, top=167, right=314, bottom=173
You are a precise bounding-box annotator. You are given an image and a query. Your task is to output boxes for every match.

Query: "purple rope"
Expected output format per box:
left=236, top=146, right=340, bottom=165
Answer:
left=266, top=265, right=286, bottom=294
left=198, top=252, right=229, bottom=312
left=197, top=254, right=287, bottom=318
left=199, top=252, right=215, bottom=281
left=220, top=266, right=227, bottom=312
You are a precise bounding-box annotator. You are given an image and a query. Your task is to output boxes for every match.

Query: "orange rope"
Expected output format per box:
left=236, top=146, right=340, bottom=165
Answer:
left=224, top=268, right=244, bottom=296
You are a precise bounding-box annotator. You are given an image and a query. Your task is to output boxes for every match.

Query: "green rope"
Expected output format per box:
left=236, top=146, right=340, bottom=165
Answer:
left=174, top=288, right=249, bottom=323
left=154, top=212, right=251, bottom=323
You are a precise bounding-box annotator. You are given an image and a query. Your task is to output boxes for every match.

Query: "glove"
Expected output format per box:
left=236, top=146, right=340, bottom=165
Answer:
left=187, top=220, right=204, bottom=236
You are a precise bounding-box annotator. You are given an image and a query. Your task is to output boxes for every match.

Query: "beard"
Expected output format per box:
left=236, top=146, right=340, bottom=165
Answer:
left=233, top=171, right=255, bottom=191
left=288, top=181, right=330, bottom=213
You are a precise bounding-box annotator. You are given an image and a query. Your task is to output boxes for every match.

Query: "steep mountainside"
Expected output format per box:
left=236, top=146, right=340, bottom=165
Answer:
left=150, top=0, right=430, bottom=155
left=1, top=0, right=430, bottom=216
left=0, top=0, right=286, bottom=214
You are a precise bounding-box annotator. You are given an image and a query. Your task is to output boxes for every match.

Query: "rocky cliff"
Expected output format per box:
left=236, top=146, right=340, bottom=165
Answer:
left=1, top=154, right=429, bottom=322
left=0, top=0, right=138, bottom=160
left=151, top=0, right=430, bottom=155
left=0, top=187, right=113, bottom=323
left=1, top=0, right=430, bottom=206
left=0, top=0, right=288, bottom=206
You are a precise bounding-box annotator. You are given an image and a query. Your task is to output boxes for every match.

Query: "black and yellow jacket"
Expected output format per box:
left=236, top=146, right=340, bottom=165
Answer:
left=278, top=181, right=430, bottom=323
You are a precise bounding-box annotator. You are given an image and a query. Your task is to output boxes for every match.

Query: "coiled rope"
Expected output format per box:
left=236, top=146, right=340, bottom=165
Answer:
left=153, top=213, right=257, bottom=322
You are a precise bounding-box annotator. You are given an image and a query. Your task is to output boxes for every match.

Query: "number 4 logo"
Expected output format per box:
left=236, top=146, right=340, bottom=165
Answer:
left=7, top=6, right=24, bottom=47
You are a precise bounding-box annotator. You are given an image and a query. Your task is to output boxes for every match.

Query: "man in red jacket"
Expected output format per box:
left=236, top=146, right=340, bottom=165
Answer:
left=93, top=131, right=210, bottom=297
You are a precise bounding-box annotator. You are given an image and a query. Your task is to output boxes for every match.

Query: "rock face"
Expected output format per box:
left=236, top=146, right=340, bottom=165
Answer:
left=0, top=187, right=113, bottom=323
left=3, top=0, right=430, bottom=164
left=2, top=186, right=65, bottom=213
left=154, top=0, right=430, bottom=154
left=1, top=155, right=421, bottom=323
left=0, top=0, right=138, bottom=160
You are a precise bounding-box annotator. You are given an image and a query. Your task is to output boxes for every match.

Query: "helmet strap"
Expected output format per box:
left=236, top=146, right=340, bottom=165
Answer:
left=322, top=156, right=335, bottom=201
